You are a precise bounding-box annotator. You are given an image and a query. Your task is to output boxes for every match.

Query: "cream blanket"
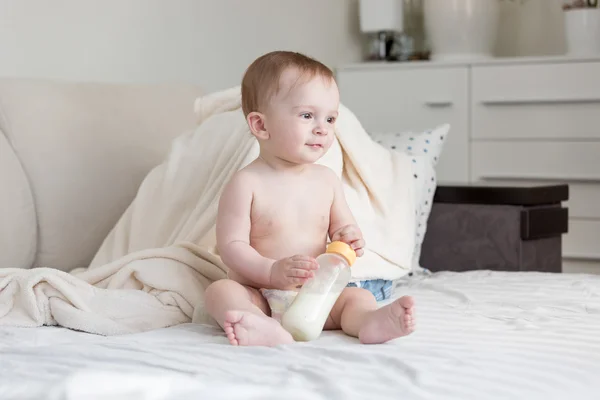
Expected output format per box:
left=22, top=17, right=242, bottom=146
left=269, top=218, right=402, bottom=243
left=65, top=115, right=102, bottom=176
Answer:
left=0, top=87, right=416, bottom=335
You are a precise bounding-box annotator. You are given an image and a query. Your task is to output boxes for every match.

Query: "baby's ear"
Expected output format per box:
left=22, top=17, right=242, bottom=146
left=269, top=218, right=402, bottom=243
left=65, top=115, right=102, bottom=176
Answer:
left=247, top=112, right=269, bottom=140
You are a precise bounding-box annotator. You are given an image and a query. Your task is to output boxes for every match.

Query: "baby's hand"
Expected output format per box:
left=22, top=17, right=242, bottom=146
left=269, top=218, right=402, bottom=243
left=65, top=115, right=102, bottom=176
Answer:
left=269, top=255, right=319, bottom=289
left=331, top=224, right=365, bottom=257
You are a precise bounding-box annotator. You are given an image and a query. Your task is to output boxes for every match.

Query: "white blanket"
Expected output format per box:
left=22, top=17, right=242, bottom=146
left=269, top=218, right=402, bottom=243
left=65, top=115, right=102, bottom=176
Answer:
left=0, top=87, right=416, bottom=335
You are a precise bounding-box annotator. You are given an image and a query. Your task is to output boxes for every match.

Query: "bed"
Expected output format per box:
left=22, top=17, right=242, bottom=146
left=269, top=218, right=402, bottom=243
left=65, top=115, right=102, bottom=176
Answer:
left=2, top=270, right=599, bottom=400
left=1, top=183, right=590, bottom=400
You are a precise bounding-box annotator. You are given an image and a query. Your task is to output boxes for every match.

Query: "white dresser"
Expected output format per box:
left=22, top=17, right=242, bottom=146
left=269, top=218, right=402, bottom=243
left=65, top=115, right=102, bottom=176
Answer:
left=336, top=56, right=600, bottom=274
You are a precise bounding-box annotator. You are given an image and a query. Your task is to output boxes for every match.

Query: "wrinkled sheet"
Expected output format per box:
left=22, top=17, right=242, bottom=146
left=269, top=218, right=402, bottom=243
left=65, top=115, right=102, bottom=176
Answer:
left=1, top=270, right=599, bottom=400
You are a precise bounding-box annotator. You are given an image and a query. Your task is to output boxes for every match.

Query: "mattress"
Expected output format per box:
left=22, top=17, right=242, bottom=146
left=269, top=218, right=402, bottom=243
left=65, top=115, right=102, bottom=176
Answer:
left=1, top=270, right=599, bottom=400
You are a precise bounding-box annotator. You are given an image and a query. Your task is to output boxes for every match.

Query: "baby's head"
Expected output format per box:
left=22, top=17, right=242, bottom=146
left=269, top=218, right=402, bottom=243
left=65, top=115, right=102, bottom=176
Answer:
left=241, top=51, right=339, bottom=166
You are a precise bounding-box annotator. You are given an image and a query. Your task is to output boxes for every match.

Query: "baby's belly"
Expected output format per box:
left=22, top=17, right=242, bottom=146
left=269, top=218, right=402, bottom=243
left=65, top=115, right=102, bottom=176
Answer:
left=251, top=231, right=328, bottom=262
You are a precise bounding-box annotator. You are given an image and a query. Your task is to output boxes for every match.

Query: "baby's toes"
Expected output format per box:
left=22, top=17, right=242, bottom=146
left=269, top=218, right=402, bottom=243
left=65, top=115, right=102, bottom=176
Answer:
left=404, top=314, right=415, bottom=330
left=227, top=332, right=238, bottom=345
left=398, top=296, right=415, bottom=310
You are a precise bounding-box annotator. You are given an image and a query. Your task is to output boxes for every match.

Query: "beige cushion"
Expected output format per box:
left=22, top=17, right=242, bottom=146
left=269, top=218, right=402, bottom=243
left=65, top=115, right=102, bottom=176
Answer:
left=0, top=79, right=202, bottom=271
left=0, top=129, right=37, bottom=268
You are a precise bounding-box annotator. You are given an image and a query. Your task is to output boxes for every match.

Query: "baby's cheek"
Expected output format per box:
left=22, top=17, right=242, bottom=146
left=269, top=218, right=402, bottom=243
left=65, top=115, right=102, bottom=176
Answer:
left=291, top=134, right=308, bottom=150
left=324, top=134, right=335, bottom=146
left=277, top=132, right=300, bottom=152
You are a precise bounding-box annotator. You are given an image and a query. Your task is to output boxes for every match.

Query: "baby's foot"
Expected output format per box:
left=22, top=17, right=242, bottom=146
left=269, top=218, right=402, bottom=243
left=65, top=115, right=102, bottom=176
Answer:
left=223, top=310, right=294, bottom=347
left=358, top=296, right=415, bottom=344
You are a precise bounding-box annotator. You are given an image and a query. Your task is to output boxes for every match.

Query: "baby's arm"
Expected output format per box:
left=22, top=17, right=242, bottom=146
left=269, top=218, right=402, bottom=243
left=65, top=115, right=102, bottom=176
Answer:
left=326, top=168, right=365, bottom=256
left=216, top=172, right=274, bottom=288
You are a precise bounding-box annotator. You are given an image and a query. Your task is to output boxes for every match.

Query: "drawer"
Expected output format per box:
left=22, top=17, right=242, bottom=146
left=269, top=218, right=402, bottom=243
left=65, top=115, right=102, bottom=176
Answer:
left=471, top=142, right=600, bottom=183
left=466, top=179, right=600, bottom=219
left=563, top=219, right=600, bottom=261
left=336, top=66, right=469, bottom=183
left=471, top=62, right=600, bottom=140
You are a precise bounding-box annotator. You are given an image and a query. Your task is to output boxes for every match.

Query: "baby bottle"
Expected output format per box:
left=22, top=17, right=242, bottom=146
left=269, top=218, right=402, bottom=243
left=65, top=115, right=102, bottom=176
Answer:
left=281, top=241, right=356, bottom=341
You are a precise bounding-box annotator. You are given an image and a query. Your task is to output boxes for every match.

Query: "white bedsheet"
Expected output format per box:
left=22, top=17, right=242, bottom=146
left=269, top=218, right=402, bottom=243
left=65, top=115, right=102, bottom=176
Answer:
left=1, top=270, right=599, bottom=400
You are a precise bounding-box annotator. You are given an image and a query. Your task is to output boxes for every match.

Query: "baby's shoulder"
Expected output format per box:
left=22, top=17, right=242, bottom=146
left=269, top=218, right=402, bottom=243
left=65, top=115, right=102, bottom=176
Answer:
left=308, top=164, right=336, bottom=176
left=222, top=166, right=261, bottom=196
left=307, top=164, right=340, bottom=183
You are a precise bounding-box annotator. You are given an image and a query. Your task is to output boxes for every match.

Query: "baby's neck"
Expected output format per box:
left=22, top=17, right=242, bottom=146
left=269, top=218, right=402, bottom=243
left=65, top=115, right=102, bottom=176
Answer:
left=257, top=153, right=308, bottom=173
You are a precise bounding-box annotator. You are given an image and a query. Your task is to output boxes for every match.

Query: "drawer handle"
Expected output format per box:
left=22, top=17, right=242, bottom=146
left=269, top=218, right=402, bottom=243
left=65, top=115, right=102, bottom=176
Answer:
left=481, top=97, right=600, bottom=106
left=520, top=207, right=568, bottom=241
left=479, top=175, right=600, bottom=184
left=424, top=100, right=453, bottom=107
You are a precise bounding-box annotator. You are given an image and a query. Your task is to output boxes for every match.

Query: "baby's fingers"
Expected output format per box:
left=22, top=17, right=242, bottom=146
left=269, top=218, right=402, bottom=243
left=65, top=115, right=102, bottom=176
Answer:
left=289, top=268, right=314, bottom=279
left=288, top=269, right=314, bottom=285
left=342, top=231, right=362, bottom=244
left=291, top=254, right=314, bottom=261
left=331, top=229, right=348, bottom=242
left=333, top=225, right=360, bottom=241
left=350, top=238, right=365, bottom=252
left=291, top=259, right=319, bottom=270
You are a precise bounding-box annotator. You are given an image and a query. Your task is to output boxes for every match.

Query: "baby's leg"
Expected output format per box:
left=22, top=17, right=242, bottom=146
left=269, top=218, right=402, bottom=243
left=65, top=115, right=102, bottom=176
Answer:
left=203, top=279, right=293, bottom=347
left=324, top=287, right=415, bottom=344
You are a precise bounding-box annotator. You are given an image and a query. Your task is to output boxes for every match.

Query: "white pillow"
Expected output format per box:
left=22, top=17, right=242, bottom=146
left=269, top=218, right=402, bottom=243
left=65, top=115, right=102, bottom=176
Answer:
left=370, top=124, right=450, bottom=271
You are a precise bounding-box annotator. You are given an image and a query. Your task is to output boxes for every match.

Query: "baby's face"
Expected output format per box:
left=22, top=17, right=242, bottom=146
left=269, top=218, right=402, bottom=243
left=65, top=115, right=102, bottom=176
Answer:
left=263, top=68, right=339, bottom=165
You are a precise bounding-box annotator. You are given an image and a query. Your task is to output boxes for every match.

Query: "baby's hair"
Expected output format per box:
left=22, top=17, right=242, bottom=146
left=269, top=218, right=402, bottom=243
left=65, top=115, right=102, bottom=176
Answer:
left=241, top=51, right=334, bottom=117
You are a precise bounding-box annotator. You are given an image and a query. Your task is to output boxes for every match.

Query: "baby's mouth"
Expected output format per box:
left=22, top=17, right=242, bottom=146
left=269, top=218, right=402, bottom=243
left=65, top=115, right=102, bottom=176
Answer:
left=306, top=143, right=323, bottom=149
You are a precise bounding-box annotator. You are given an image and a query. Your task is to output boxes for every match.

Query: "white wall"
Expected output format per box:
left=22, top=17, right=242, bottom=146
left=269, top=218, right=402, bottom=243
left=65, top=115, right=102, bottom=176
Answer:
left=0, top=0, right=569, bottom=93
left=0, top=0, right=364, bottom=93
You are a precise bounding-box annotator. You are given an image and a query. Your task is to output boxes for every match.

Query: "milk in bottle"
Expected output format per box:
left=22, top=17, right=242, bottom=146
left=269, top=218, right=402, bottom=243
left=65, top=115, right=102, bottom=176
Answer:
left=281, top=241, right=356, bottom=341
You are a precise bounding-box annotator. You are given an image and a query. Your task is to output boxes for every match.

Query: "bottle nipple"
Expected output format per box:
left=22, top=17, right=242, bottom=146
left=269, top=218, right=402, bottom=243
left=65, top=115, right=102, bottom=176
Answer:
left=326, top=241, right=357, bottom=266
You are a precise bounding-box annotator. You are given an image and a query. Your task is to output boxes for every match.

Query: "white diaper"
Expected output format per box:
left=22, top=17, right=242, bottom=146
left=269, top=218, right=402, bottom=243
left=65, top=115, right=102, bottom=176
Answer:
left=259, top=289, right=298, bottom=322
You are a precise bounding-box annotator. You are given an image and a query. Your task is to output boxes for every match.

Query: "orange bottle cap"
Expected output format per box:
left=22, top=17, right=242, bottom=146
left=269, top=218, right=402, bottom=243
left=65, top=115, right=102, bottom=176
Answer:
left=326, top=241, right=357, bottom=266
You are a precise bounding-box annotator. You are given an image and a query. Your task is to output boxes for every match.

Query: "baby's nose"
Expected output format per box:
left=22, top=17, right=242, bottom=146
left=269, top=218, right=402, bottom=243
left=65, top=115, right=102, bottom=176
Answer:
left=313, top=124, right=328, bottom=135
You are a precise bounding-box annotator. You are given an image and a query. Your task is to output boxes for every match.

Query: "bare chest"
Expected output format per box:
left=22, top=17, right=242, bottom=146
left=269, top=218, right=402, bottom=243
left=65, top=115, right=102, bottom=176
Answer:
left=251, top=185, right=332, bottom=237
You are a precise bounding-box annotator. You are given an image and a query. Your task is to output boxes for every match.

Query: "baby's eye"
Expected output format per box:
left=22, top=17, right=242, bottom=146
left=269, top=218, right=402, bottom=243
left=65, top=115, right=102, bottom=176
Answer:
left=300, top=113, right=312, bottom=119
left=327, top=116, right=336, bottom=124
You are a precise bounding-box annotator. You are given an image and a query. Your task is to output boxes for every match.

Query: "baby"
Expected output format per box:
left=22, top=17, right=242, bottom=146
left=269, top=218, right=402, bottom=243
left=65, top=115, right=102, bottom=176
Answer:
left=204, top=51, right=415, bottom=346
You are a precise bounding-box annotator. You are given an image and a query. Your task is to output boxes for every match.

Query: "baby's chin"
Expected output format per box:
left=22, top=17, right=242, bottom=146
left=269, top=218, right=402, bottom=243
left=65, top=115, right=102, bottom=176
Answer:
left=300, top=151, right=328, bottom=164
left=276, top=147, right=330, bottom=165
left=284, top=154, right=325, bottom=166
left=291, top=157, right=322, bottom=166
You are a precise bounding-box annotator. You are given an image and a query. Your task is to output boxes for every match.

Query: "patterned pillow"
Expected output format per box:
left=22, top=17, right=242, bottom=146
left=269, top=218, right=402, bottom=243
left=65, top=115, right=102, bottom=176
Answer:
left=369, top=124, right=450, bottom=271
